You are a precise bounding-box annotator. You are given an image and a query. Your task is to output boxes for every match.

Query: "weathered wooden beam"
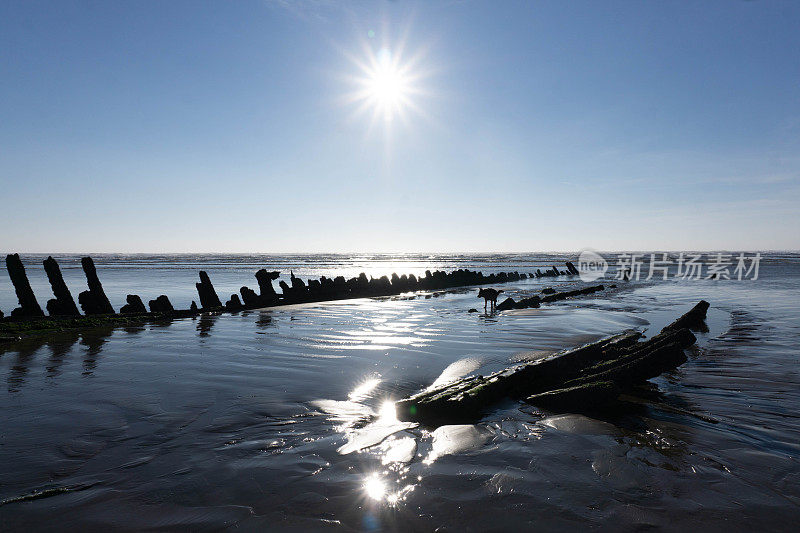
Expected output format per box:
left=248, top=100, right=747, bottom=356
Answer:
left=239, top=286, right=261, bottom=307
left=563, top=341, right=687, bottom=390
left=496, top=284, right=605, bottom=311
left=43, top=256, right=80, bottom=316
left=662, top=300, right=710, bottom=332
left=5, top=253, right=45, bottom=318
left=540, top=284, right=605, bottom=303
left=225, top=294, right=244, bottom=311
left=255, top=269, right=280, bottom=302
left=290, top=271, right=307, bottom=292
left=195, top=271, right=222, bottom=310
left=526, top=381, right=619, bottom=411
left=77, top=257, right=115, bottom=315
left=566, top=261, right=580, bottom=275
left=395, top=330, right=642, bottom=423
left=396, top=302, right=709, bottom=423
left=148, top=295, right=175, bottom=314
left=120, top=295, right=147, bottom=314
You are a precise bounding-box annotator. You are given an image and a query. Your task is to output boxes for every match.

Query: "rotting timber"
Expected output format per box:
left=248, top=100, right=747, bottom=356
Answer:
left=395, top=300, right=710, bottom=424
left=1, top=254, right=592, bottom=340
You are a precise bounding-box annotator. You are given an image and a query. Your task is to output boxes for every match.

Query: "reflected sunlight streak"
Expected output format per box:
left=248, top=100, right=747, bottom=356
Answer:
left=349, top=377, right=382, bottom=402
left=362, top=472, right=416, bottom=505
left=378, top=400, right=398, bottom=423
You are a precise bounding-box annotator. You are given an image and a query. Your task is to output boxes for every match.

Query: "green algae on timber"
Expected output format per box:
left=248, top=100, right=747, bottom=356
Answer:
left=0, top=312, right=188, bottom=341
left=396, top=301, right=710, bottom=423
left=395, top=330, right=644, bottom=424
left=526, top=381, right=620, bottom=411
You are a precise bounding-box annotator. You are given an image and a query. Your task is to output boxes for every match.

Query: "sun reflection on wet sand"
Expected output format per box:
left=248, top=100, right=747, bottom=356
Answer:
left=363, top=473, right=387, bottom=501
left=378, top=435, right=417, bottom=465
left=348, top=377, right=382, bottom=402
left=424, top=424, right=492, bottom=465
left=426, top=357, right=484, bottom=391
left=319, top=376, right=419, bottom=456
left=332, top=367, right=503, bottom=509
left=335, top=400, right=416, bottom=455
left=378, top=400, right=398, bottom=422
left=362, top=471, right=416, bottom=505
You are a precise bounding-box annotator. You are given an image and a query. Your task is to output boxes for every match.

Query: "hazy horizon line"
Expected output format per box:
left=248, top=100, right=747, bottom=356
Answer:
left=3, top=249, right=799, bottom=256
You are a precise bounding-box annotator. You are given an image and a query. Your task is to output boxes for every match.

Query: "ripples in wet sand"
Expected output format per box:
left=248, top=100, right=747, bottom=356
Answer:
left=1, top=263, right=800, bottom=530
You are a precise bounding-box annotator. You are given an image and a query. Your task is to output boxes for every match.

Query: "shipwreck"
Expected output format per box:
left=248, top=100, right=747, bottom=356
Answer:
left=395, top=300, right=710, bottom=423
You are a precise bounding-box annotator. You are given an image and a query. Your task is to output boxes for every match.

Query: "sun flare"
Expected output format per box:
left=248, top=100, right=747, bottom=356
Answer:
left=346, top=37, right=427, bottom=128
left=364, top=50, right=410, bottom=119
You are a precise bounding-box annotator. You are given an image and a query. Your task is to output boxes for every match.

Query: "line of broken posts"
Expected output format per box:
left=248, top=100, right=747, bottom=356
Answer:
left=1, top=254, right=585, bottom=322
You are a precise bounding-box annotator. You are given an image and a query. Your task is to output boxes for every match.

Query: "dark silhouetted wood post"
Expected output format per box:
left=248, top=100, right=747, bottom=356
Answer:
left=148, top=295, right=175, bottom=313
left=77, top=256, right=115, bottom=314
left=5, top=253, right=45, bottom=318
left=195, top=271, right=222, bottom=309
left=43, top=256, right=80, bottom=316
left=120, top=295, right=147, bottom=314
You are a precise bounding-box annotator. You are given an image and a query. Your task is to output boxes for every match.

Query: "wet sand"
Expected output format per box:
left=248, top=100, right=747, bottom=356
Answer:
left=1, top=258, right=799, bottom=531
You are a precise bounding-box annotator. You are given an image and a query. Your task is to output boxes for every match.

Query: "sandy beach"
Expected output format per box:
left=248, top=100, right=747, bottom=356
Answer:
left=1, top=253, right=799, bottom=530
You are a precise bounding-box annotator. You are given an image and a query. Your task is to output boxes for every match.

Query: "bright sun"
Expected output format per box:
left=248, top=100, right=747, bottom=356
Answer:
left=347, top=41, right=425, bottom=128
left=365, top=50, right=409, bottom=119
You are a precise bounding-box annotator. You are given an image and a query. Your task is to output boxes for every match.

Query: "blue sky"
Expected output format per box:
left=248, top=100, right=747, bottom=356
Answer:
left=1, top=0, right=799, bottom=252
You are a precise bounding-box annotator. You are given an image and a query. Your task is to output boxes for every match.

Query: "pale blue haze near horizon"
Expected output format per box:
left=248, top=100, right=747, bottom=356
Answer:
left=1, top=0, right=799, bottom=253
